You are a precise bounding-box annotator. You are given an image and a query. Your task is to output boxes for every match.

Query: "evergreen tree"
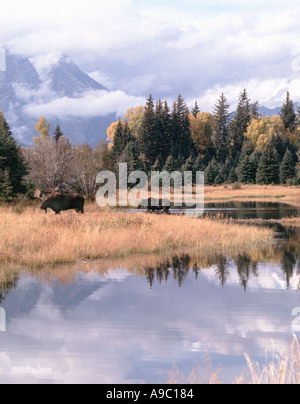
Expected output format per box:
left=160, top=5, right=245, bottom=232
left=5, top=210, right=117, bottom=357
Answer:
left=170, top=95, right=195, bottom=162
left=240, top=139, right=255, bottom=157
left=0, top=114, right=27, bottom=197
left=193, top=155, right=206, bottom=172
left=0, top=169, right=14, bottom=202
left=181, top=156, right=194, bottom=173
left=123, top=121, right=134, bottom=147
left=229, top=89, right=251, bottom=158
left=204, top=158, right=219, bottom=185
left=151, top=158, right=162, bottom=173
left=191, top=101, right=200, bottom=118
left=112, top=120, right=124, bottom=159
left=163, top=155, right=181, bottom=188
left=163, top=155, right=178, bottom=172
left=256, top=146, right=280, bottom=185
left=214, top=168, right=225, bottom=185
left=237, top=140, right=256, bottom=184
left=220, top=160, right=233, bottom=183
left=250, top=151, right=261, bottom=178
left=139, top=94, right=157, bottom=166
left=228, top=167, right=238, bottom=183
left=112, top=120, right=134, bottom=160
left=154, top=99, right=172, bottom=166
left=280, top=92, right=296, bottom=133
left=238, top=155, right=255, bottom=184
left=181, top=156, right=195, bottom=184
left=296, top=104, right=300, bottom=127
left=212, top=93, right=230, bottom=164
left=280, top=148, right=296, bottom=183
left=156, top=100, right=172, bottom=167
left=53, top=124, right=64, bottom=142
left=251, top=101, right=260, bottom=120
left=121, top=141, right=144, bottom=173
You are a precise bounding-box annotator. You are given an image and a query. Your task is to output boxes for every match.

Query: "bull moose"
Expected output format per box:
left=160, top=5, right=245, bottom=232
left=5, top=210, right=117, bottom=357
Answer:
left=34, top=189, right=85, bottom=215
left=138, top=198, right=170, bottom=214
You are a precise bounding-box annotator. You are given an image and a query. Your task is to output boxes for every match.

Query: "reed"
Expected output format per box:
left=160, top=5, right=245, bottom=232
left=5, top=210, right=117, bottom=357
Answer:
left=168, top=336, right=300, bottom=385
left=239, top=336, right=300, bottom=385
left=0, top=204, right=273, bottom=268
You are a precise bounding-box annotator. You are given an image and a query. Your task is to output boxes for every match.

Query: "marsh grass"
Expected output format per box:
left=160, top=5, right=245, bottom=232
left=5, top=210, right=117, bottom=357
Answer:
left=0, top=204, right=273, bottom=268
left=168, top=354, right=221, bottom=385
left=204, top=184, right=300, bottom=205
left=239, top=336, right=300, bottom=385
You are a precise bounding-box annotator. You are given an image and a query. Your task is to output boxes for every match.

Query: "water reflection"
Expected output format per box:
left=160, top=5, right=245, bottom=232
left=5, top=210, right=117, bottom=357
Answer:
left=0, top=271, right=19, bottom=304
left=139, top=226, right=300, bottom=291
left=128, top=201, right=300, bottom=220
left=145, top=254, right=192, bottom=288
left=0, top=204, right=300, bottom=383
left=204, top=201, right=300, bottom=220
left=0, top=246, right=299, bottom=384
left=1, top=228, right=300, bottom=300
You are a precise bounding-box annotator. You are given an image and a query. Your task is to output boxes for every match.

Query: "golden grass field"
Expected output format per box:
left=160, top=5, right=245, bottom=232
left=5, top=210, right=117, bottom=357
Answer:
left=0, top=200, right=274, bottom=268
left=151, top=183, right=300, bottom=208
left=2, top=184, right=299, bottom=268
left=1, top=184, right=300, bottom=268
left=204, top=184, right=300, bottom=205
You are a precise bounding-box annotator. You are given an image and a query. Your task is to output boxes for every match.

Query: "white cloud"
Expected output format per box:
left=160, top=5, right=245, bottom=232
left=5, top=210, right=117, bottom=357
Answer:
left=192, top=76, right=300, bottom=113
left=30, top=52, right=64, bottom=81
left=0, top=0, right=300, bottom=112
left=23, top=90, right=146, bottom=119
left=88, top=71, right=115, bottom=91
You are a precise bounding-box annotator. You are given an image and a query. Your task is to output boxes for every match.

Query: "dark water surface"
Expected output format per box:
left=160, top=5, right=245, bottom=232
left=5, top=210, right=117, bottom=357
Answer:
left=204, top=201, right=300, bottom=220
left=133, top=201, right=300, bottom=220
left=0, top=203, right=300, bottom=384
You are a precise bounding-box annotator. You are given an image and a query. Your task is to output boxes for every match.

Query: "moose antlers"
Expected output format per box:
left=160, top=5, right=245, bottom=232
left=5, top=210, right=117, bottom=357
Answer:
left=48, top=187, right=59, bottom=198
left=33, top=189, right=42, bottom=200
left=33, top=187, right=59, bottom=201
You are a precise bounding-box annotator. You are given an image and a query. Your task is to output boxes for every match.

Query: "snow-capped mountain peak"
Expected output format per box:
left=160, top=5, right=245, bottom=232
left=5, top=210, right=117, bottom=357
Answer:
left=0, top=48, right=115, bottom=145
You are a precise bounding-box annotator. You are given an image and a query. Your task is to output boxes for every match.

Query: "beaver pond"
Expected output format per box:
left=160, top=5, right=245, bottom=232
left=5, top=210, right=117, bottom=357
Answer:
left=0, top=202, right=299, bottom=384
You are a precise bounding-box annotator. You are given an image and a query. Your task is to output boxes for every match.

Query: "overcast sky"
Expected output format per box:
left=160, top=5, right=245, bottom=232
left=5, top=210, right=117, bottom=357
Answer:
left=1, top=0, right=300, bottom=113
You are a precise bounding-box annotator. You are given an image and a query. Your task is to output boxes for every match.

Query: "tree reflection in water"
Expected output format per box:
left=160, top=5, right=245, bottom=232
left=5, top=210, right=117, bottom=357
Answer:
left=0, top=226, right=300, bottom=302
left=145, top=254, right=191, bottom=288
left=0, top=270, right=19, bottom=304
left=142, top=225, right=300, bottom=291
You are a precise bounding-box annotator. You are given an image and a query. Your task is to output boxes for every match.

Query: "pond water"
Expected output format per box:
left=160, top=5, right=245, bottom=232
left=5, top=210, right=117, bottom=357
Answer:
left=133, top=201, right=300, bottom=220
left=0, top=203, right=300, bottom=384
left=204, top=201, right=300, bottom=220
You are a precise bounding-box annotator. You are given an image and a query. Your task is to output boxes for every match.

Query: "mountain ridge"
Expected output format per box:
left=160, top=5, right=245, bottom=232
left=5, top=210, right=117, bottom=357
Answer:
left=0, top=48, right=292, bottom=147
left=48, top=55, right=109, bottom=97
left=0, top=49, right=115, bottom=146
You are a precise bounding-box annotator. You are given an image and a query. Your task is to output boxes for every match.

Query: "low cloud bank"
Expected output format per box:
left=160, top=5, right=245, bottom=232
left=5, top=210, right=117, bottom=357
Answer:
left=23, top=90, right=146, bottom=119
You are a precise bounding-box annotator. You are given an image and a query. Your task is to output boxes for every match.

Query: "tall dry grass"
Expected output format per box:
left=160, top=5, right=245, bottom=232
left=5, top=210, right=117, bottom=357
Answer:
left=239, top=336, right=300, bottom=385
left=204, top=184, right=300, bottom=205
left=0, top=204, right=273, bottom=268
left=168, top=336, right=300, bottom=385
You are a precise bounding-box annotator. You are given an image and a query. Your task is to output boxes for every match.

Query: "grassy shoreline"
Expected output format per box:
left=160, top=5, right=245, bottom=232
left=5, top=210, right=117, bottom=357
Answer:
left=204, top=184, right=300, bottom=206
left=0, top=204, right=274, bottom=268
left=2, top=185, right=298, bottom=269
